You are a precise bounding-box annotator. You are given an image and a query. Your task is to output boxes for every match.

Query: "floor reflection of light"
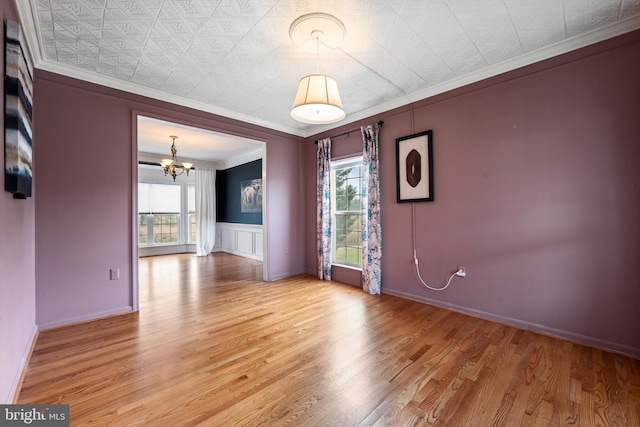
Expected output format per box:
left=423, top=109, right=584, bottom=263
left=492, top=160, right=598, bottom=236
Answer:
left=132, top=253, right=266, bottom=406
left=189, top=255, right=200, bottom=305
left=138, top=255, right=185, bottom=330
left=328, top=293, right=374, bottom=412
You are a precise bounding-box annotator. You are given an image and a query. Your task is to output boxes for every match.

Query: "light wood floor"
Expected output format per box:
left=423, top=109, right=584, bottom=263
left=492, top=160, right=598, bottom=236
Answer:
left=18, top=253, right=640, bottom=426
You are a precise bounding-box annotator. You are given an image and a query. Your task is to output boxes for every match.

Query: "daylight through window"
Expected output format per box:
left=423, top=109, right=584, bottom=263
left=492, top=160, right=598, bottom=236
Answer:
left=331, top=156, right=363, bottom=268
left=138, top=183, right=181, bottom=246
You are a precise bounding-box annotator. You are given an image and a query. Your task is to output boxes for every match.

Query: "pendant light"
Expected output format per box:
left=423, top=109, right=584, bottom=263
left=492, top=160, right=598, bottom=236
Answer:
left=290, top=13, right=346, bottom=125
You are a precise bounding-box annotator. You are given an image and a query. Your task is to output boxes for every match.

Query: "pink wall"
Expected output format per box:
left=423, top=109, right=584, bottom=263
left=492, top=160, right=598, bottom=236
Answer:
left=33, top=71, right=305, bottom=327
left=0, top=1, right=37, bottom=403
left=5, top=14, right=638, bottom=406
left=305, top=30, right=640, bottom=357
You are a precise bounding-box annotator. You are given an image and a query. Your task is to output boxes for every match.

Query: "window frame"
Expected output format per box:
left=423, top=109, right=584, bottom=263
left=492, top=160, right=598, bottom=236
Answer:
left=330, top=156, right=364, bottom=269
left=137, top=180, right=191, bottom=248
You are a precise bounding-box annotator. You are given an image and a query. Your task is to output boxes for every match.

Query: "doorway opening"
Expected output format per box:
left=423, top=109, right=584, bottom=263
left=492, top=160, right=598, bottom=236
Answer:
left=131, top=114, right=268, bottom=310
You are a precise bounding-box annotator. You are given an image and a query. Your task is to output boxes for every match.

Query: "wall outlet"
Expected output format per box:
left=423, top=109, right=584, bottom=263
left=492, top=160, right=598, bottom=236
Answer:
left=110, top=268, right=120, bottom=280
left=456, top=266, right=466, bottom=277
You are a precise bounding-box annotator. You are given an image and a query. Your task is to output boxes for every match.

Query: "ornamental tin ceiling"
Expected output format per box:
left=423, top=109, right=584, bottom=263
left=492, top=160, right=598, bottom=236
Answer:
left=16, top=0, right=640, bottom=137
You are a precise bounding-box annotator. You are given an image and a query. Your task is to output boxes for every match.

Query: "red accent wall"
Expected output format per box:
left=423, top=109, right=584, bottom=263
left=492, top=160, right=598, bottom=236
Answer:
left=305, top=30, right=640, bottom=357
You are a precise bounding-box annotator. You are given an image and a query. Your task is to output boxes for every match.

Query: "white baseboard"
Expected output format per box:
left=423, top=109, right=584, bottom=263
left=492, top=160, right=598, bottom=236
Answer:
left=214, top=248, right=263, bottom=261
left=384, top=288, right=640, bottom=359
left=6, top=325, right=38, bottom=404
left=37, top=306, right=133, bottom=331
left=138, top=244, right=195, bottom=257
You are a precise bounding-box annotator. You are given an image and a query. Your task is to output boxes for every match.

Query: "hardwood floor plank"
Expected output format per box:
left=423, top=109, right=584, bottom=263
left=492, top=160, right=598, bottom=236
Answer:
left=17, top=253, right=640, bottom=426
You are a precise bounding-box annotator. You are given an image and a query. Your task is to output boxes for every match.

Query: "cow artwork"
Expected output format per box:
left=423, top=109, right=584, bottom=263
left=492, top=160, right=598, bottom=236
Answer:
left=241, top=179, right=262, bottom=213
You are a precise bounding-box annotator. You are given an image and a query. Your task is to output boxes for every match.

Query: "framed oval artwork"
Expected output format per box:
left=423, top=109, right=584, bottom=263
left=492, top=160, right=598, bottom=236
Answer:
left=395, top=130, right=433, bottom=203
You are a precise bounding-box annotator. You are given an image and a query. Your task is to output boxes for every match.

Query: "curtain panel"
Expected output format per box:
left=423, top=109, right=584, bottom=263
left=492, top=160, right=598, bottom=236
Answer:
left=195, top=167, right=216, bottom=256
left=361, top=123, right=382, bottom=294
left=316, top=138, right=332, bottom=280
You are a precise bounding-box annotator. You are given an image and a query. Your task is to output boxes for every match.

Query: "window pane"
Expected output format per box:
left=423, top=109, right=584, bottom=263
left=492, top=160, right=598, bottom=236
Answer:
left=348, top=196, right=361, bottom=211
left=346, top=247, right=361, bottom=265
left=138, top=183, right=150, bottom=213
left=190, top=214, right=196, bottom=243
left=345, top=214, right=360, bottom=230
left=138, top=215, right=148, bottom=245
left=139, top=183, right=181, bottom=214
left=347, top=177, right=361, bottom=197
left=153, top=214, right=179, bottom=244
left=346, top=229, right=360, bottom=246
left=188, top=185, right=195, bottom=213
left=335, top=168, right=351, bottom=190
left=150, top=184, right=181, bottom=213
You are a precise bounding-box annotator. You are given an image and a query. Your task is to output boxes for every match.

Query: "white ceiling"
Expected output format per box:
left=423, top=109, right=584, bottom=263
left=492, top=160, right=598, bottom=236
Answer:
left=137, top=115, right=263, bottom=164
left=16, top=0, right=640, bottom=138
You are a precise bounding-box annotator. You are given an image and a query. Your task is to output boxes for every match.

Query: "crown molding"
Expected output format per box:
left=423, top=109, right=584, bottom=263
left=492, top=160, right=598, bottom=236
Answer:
left=220, top=149, right=263, bottom=170
left=335, top=14, right=640, bottom=130
left=15, top=2, right=640, bottom=139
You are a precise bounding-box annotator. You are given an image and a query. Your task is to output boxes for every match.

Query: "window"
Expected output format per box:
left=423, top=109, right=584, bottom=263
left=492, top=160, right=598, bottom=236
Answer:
left=331, top=156, right=363, bottom=267
left=138, top=183, right=181, bottom=246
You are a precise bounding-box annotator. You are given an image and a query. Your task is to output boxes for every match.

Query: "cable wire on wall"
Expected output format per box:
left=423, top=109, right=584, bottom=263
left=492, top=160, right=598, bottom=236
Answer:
left=408, top=104, right=460, bottom=291
left=412, top=203, right=459, bottom=291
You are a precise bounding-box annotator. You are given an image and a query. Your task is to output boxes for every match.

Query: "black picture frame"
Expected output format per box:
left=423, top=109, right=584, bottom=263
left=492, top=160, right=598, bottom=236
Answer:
left=396, top=130, right=433, bottom=203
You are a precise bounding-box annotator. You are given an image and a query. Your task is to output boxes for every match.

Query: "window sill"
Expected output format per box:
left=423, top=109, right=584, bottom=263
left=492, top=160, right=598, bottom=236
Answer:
left=138, top=244, right=196, bottom=258
left=332, top=263, right=362, bottom=272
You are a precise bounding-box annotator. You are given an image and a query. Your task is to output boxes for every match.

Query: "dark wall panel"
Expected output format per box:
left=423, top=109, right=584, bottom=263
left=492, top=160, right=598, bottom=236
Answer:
left=217, top=159, right=262, bottom=224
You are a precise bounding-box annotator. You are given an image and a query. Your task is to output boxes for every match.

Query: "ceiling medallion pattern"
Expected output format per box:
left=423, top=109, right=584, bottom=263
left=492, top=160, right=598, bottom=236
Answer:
left=20, top=0, right=640, bottom=134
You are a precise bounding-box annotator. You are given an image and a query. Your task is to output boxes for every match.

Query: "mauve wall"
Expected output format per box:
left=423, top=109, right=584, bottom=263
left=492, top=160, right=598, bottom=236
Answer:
left=0, top=1, right=37, bottom=403
left=33, top=71, right=304, bottom=328
left=305, top=31, right=640, bottom=356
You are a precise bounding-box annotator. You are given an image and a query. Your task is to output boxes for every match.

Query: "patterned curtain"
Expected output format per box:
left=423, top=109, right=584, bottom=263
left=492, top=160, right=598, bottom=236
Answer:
left=361, top=123, right=382, bottom=294
left=317, top=138, right=332, bottom=280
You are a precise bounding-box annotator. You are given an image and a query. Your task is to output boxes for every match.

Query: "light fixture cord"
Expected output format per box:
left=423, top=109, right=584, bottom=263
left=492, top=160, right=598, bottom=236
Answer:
left=316, top=35, right=320, bottom=74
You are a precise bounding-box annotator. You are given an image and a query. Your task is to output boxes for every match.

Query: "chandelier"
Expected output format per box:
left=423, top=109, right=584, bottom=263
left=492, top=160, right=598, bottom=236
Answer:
left=159, top=135, right=193, bottom=181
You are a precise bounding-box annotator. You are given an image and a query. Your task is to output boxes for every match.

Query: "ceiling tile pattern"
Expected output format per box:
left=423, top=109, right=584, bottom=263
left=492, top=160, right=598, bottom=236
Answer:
left=18, top=0, right=640, bottom=135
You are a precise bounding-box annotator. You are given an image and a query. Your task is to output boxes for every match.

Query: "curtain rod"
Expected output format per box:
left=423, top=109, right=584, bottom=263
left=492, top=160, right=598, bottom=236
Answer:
left=314, top=120, right=384, bottom=144
left=138, top=160, right=197, bottom=170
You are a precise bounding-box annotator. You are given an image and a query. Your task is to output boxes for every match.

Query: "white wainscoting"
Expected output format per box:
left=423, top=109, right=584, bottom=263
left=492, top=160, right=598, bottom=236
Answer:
left=215, top=222, right=263, bottom=261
